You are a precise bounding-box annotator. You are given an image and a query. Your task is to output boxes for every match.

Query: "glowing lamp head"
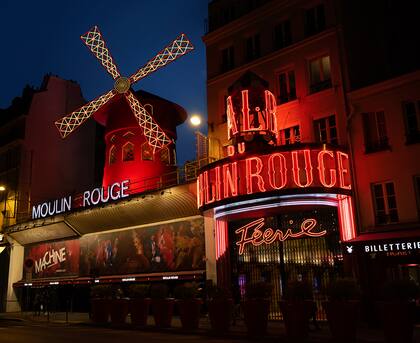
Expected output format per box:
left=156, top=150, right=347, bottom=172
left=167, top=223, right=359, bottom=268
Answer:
left=190, top=114, right=202, bottom=127
left=114, top=77, right=131, bottom=94
left=0, top=186, right=5, bottom=192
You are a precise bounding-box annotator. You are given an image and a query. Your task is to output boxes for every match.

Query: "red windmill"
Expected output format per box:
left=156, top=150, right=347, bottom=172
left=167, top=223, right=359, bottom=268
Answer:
left=55, top=26, right=193, bottom=191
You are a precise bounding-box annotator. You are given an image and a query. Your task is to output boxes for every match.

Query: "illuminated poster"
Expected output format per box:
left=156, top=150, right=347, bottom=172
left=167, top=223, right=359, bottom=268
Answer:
left=24, top=240, right=80, bottom=279
left=79, top=218, right=205, bottom=276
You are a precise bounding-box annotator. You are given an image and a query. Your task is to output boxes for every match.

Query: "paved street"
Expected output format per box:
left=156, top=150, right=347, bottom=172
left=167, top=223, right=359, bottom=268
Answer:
left=0, top=322, right=236, bottom=343
left=0, top=314, right=419, bottom=343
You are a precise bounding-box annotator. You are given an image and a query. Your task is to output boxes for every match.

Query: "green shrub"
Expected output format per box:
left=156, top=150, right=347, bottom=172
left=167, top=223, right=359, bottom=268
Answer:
left=174, top=282, right=199, bottom=300
left=128, top=284, right=150, bottom=299
left=283, top=281, right=313, bottom=301
left=90, top=285, right=112, bottom=299
left=246, top=282, right=272, bottom=300
left=327, top=278, right=360, bottom=301
left=207, top=283, right=232, bottom=300
left=382, top=279, right=420, bottom=302
left=150, top=283, right=169, bottom=299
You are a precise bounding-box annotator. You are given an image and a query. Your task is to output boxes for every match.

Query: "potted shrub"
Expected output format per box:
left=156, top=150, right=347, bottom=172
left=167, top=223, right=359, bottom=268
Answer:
left=380, top=279, right=420, bottom=343
left=207, top=284, right=233, bottom=334
left=90, top=284, right=112, bottom=324
left=279, top=280, right=314, bottom=342
left=243, top=282, right=271, bottom=336
left=323, top=278, right=361, bottom=343
left=128, top=284, right=151, bottom=327
left=174, top=282, right=203, bottom=330
left=110, top=287, right=129, bottom=325
left=150, top=283, right=174, bottom=328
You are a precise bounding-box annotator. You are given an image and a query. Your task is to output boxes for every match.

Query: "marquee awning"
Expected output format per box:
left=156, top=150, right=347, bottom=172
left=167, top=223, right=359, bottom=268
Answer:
left=6, top=183, right=199, bottom=245
left=13, top=270, right=205, bottom=288
left=65, top=183, right=199, bottom=235
left=347, top=227, right=420, bottom=243
left=6, top=218, right=78, bottom=245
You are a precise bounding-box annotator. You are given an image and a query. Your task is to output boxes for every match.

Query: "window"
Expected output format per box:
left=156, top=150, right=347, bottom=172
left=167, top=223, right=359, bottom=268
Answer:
left=414, top=176, right=420, bottom=219
left=221, top=46, right=235, bottom=72
left=109, top=146, right=116, bottom=165
left=245, top=34, right=260, bottom=62
left=362, top=111, right=389, bottom=153
left=274, top=20, right=292, bottom=50
left=280, top=125, right=300, bottom=145
left=314, top=115, right=338, bottom=144
left=122, top=142, right=135, bottom=162
left=309, top=55, right=331, bottom=93
left=160, top=147, right=170, bottom=164
left=142, top=142, right=153, bottom=161
left=403, top=101, right=420, bottom=144
left=277, top=70, right=296, bottom=104
left=372, top=182, right=399, bottom=224
left=304, top=4, right=325, bottom=37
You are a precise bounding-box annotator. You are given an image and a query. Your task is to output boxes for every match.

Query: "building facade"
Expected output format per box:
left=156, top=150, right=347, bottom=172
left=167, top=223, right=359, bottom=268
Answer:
left=1, top=77, right=202, bottom=313
left=202, top=0, right=420, bottom=319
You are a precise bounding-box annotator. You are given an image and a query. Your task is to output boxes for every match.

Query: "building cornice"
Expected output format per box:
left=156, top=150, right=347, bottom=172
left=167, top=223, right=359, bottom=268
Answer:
left=348, top=70, right=420, bottom=101
left=203, top=0, right=294, bottom=46
left=207, top=28, right=337, bottom=86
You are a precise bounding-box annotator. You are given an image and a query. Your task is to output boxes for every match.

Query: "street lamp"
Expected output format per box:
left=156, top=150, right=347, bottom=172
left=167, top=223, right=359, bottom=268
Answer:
left=0, top=185, right=7, bottom=226
left=189, top=114, right=202, bottom=127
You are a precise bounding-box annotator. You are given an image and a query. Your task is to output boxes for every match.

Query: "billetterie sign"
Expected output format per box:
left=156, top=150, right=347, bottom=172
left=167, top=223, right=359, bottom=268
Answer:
left=32, top=180, right=129, bottom=219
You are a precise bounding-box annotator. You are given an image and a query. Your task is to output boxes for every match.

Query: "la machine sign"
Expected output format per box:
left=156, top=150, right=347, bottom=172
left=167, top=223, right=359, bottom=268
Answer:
left=32, top=180, right=129, bottom=219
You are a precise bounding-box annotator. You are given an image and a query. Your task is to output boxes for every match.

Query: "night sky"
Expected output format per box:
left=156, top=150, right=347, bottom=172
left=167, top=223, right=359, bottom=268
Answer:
left=0, top=0, right=208, bottom=164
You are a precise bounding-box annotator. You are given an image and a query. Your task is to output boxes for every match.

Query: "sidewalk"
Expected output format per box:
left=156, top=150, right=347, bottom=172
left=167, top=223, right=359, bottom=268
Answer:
left=1, top=311, right=419, bottom=342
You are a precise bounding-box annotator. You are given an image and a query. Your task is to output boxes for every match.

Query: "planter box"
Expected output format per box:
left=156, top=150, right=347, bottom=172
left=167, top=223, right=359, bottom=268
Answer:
left=380, top=301, right=416, bottom=343
left=208, top=298, right=233, bottom=333
left=279, top=300, right=314, bottom=342
left=177, top=299, right=202, bottom=330
left=110, top=299, right=129, bottom=325
left=152, top=298, right=175, bottom=328
left=324, top=300, right=359, bottom=343
left=91, top=298, right=110, bottom=323
left=243, top=299, right=270, bottom=336
left=130, top=298, right=151, bottom=327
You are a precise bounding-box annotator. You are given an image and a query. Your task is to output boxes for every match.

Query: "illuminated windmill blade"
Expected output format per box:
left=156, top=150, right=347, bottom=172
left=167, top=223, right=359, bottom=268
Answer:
left=80, top=26, right=121, bottom=80
left=129, top=34, right=194, bottom=85
left=55, top=90, right=116, bottom=138
left=125, top=91, right=172, bottom=151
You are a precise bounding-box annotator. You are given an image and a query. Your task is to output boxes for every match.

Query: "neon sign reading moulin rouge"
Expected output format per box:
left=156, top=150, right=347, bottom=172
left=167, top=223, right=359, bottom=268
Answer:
left=32, top=180, right=129, bottom=219
left=197, top=148, right=351, bottom=209
left=235, top=217, right=327, bottom=255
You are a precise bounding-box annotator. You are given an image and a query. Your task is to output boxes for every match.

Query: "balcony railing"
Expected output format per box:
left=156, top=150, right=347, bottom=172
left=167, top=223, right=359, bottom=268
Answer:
left=9, top=162, right=207, bottom=226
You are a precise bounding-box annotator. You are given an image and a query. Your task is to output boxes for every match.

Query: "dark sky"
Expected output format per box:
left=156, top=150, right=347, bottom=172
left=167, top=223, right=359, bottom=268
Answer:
left=0, top=0, right=208, bottom=165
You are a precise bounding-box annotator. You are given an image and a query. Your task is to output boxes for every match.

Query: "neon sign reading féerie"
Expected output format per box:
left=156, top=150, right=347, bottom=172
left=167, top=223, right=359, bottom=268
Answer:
left=32, top=180, right=129, bottom=219
left=197, top=147, right=351, bottom=209
left=235, top=217, right=326, bottom=255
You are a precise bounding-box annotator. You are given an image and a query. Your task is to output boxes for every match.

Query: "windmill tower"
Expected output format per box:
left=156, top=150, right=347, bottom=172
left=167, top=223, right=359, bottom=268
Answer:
left=55, top=26, right=193, bottom=191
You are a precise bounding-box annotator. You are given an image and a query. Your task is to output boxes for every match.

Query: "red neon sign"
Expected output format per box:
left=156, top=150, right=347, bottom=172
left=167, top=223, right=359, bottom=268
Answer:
left=197, top=147, right=352, bottom=209
left=226, top=89, right=277, bottom=140
left=235, top=217, right=327, bottom=255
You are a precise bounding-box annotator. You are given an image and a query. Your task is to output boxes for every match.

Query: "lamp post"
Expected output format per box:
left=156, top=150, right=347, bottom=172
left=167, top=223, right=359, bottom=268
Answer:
left=0, top=185, right=7, bottom=228
left=189, top=114, right=209, bottom=168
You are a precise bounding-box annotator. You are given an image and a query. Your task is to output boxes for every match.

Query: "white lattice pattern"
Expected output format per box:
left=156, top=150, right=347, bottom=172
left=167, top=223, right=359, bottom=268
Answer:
left=81, top=26, right=121, bottom=80
left=129, top=34, right=194, bottom=84
left=126, top=91, right=172, bottom=151
left=55, top=90, right=116, bottom=138
left=55, top=26, right=194, bottom=150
